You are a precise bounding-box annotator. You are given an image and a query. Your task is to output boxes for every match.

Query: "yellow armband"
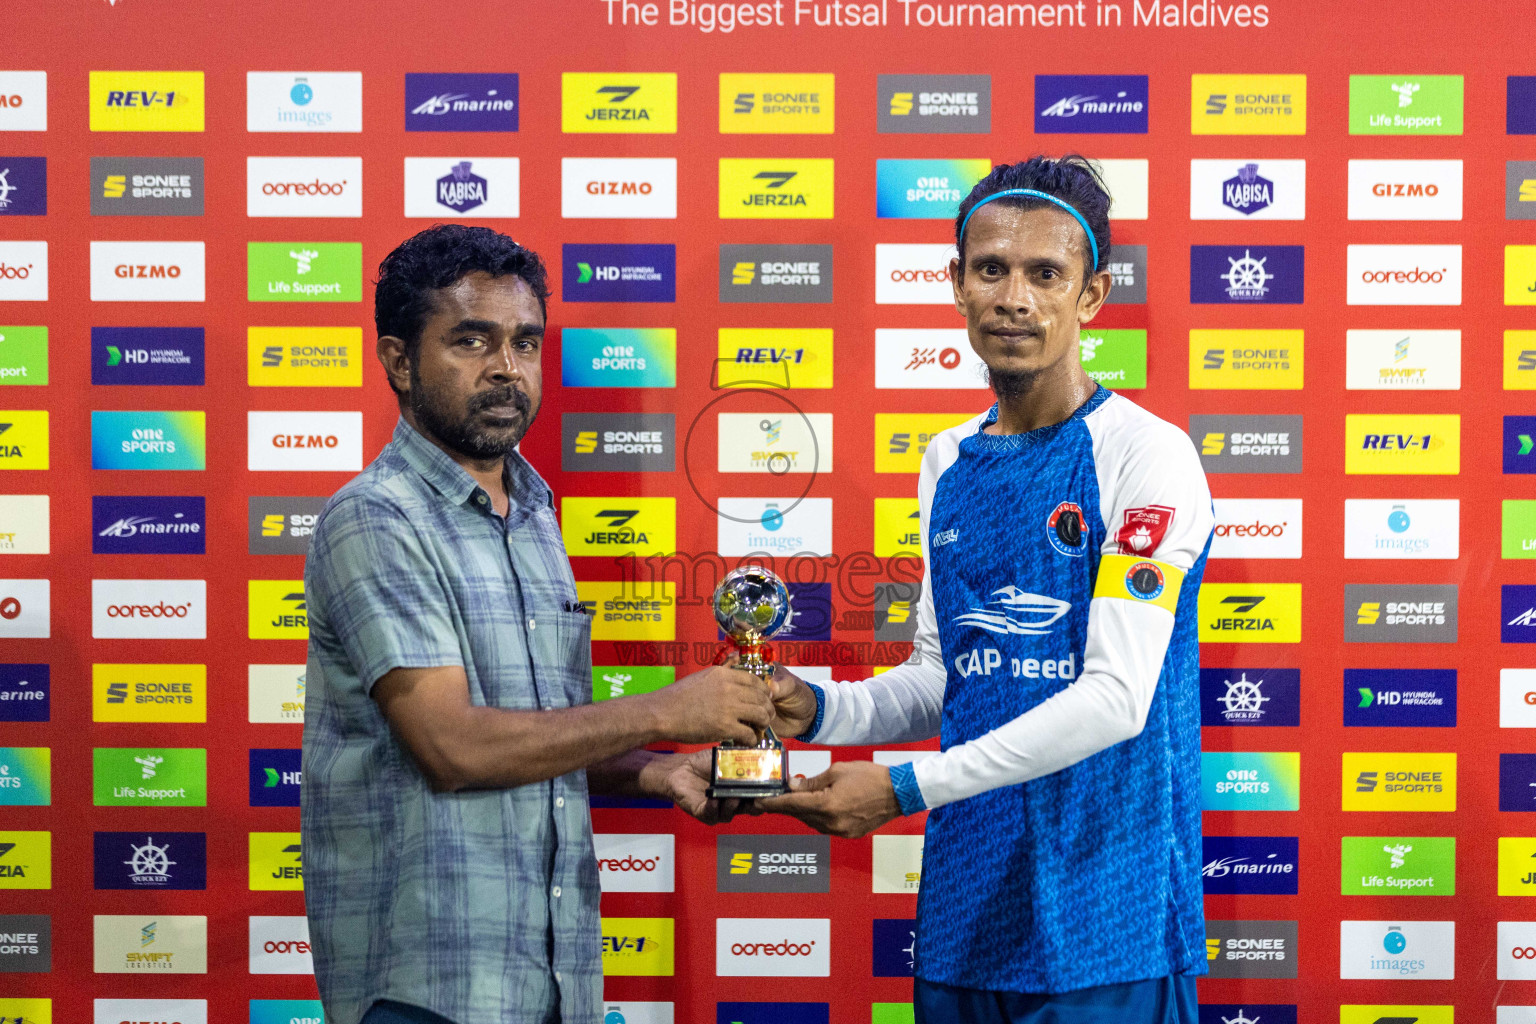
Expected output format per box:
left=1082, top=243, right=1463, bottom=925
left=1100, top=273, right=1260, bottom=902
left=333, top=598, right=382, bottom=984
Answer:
left=1093, top=554, right=1185, bottom=614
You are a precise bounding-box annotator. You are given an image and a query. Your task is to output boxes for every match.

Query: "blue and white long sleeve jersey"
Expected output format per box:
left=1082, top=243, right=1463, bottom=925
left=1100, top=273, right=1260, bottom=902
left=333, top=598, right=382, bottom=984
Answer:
left=806, top=387, right=1213, bottom=993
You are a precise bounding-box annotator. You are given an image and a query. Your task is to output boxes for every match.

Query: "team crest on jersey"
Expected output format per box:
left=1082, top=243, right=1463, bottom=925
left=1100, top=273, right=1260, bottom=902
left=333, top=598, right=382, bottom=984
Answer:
left=1116, top=504, right=1174, bottom=556
left=1124, top=560, right=1166, bottom=600
left=1045, top=500, right=1088, bottom=557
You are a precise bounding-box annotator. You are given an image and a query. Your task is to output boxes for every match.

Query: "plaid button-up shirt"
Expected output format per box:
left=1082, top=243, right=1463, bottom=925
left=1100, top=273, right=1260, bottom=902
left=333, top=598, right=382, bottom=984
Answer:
left=302, top=417, right=600, bottom=1024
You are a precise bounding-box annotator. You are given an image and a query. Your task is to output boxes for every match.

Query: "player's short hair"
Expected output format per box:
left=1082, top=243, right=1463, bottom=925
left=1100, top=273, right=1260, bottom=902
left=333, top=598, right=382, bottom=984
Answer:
left=954, top=155, right=1113, bottom=283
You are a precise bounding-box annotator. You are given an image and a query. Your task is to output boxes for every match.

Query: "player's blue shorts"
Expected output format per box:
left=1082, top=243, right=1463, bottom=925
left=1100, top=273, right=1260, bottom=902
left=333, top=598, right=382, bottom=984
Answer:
left=915, top=974, right=1198, bottom=1023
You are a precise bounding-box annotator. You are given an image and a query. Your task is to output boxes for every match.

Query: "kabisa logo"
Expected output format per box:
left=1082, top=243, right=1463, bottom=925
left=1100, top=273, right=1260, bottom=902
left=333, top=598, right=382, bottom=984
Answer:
left=1189, top=159, right=1306, bottom=220
left=1345, top=669, right=1456, bottom=727
left=0, top=72, right=47, bottom=132
left=248, top=833, right=303, bottom=891
left=1344, top=835, right=1456, bottom=896
left=716, top=918, right=830, bottom=977
left=1349, top=75, right=1464, bottom=135
left=0, top=831, right=49, bottom=889
left=246, top=157, right=361, bottom=218
left=436, top=160, right=487, bottom=212
left=1347, top=244, right=1462, bottom=306
left=1507, top=415, right=1536, bottom=474
left=720, top=244, right=833, bottom=304
left=93, top=831, right=206, bottom=890
left=1340, top=921, right=1454, bottom=980
left=594, top=833, right=675, bottom=893
left=247, top=410, right=362, bottom=472
left=92, top=496, right=205, bottom=555
left=562, top=73, right=676, bottom=133
left=1201, top=752, right=1301, bottom=812
left=89, top=72, right=205, bottom=132
left=248, top=580, right=308, bottom=640
left=1199, top=667, right=1300, bottom=727
left=720, top=73, right=834, bottom=133
left=91, top=579, right=206, bottom=640
left=1191, top=75, right=1305, bottom=135
left=1344, top=584, right=1458, bottom=643
left=717, top=836, right=831, bottom=894
left=601, top=918, right=675, bottom=976
left=1190, top=245, right=1304, bottom=304
left=1343, top=752, right=1456, bottom=812
left=248, top=496, right=324, bottom=556
left=1202, top=920, right=1298, bottom=979
left=0, top=158, right=45, bottom=216
left=561, top=328, right=676, bottom=388
left=562, top=497, right=676, bottom=556
left=92, top=747, right=207, bottom=807
left=0, top=241, right=47, bottom=301
left=1349, top=159, right=1462, bottom=221
left=404, top=157, right=520, bottom=218
left=92, top=663, right=206, bottom=724
left=877, top=74, right=990, bottom=133
left=248, top=749, right=301, bottom=808
left=719, top=159, right=834, bottom=219
left=1343, top=498, right=1458, bottom=559
left=91, top=411, right=206, bottom=471
left=1201, top=836, right=1299, bottom=895
left=1198, top=584, right=1302, bottom=643
left=1505, top=584, right=1536, bottom=643
left=876, top=158, right=990, bottom=219
left=90, top=241, right=205, bottom=302
left=0, top=664, right=49, bottom=723
left=563, top=244, right=675, bottom=302
left=405, top=73, right=518, bottom=132
left=562, top=157, right=677, bottom=219
left=247, top=71, right=363, bottom=132
left=1224, top=163, right=1271, bottom=214
left=91, top=326, right=203, bottom=386
left=1035, top=75, right=1147, bottom=133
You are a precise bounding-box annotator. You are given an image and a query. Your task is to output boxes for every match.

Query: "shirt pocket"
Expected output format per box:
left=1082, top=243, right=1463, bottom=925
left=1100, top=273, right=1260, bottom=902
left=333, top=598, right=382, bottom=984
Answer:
left=530, top=608, right=594, bottom=710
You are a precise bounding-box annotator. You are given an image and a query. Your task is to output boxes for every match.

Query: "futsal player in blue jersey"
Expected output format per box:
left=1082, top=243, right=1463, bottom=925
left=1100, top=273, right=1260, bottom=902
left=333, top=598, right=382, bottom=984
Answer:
left=760, top=156, right=1213, bottom=1022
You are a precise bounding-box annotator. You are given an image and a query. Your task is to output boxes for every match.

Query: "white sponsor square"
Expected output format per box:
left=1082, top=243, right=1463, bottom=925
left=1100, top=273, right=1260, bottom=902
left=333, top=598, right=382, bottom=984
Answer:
left=1210, top=498, right=1303, bottom=559
left=1502, top=921, right=1536, bottom=980
left=717, top=413, right=831, bottom=474
left=0, top=577, right=47, bottom=637
left=404, top=157, right=520, bottom=218
left=875, top=329, right=987, bottom=389
left=1347, top=245, right=1461, bottom=306
left=872, top=834, right=923, bottom=893
left=246, top=71, right=363, bottom=133
left=715, top=917, right=830, bottom=977
left=875, top=243, right=955, bottom=304
left=1345, top=330, right=1461, bottom=390
left=91, top=579, right=206, bottom=639
left=248, top=663, right=306, bottom=723
left=247, top=156, right=362, bottom=217
left=1503, top=670, right=1536, bottom=728
left=1343, top=499, right=1459, bottom=560
left=0, top=72, right=47, bottom=131
left=0, top=495, right=48, bottom=554
left=786, top=749, right=831, bottom=778
left=90, top=241, right=204, bottom=302
left=1098, top=158, right=1148, bottom=220
left=0, top=242, right=47, bottom=301
left=562, top=158, right=676, bottom=219
left=1189, top=159, right=1307, bottom=220
left=716, top=497, right=832, bottom=556
left=1348, top=160, right=1463, bottom=221
left=873, top=750, right=937, bottom=767
left=1339, top=920, right=1454, bottom=980
left=96, top=1000, right=207, bottom=1024
left=249, top=915, right=314, bottom=974
left=600, top=1003, right=673, bottom=1024
left=594, top=833, right=675, bottom=893
left=247, top=411, right=362, bottom=472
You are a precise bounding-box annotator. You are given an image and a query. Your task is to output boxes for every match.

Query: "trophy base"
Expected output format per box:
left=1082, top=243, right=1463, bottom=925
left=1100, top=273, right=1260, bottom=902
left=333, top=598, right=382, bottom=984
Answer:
left=706, top=744, right=789, bottom=800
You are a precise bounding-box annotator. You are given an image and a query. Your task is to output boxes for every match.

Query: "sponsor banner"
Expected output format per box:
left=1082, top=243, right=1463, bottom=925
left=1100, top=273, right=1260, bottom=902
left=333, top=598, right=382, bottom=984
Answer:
left=561, top=328, right=676, bottom=387
left=1501, top=921, right=1536, bottom=979
left=1189, top=159, right=1306, bottom=219
left=1510, top=415, right=1536, bottom=474
left=250, top=1002, right=326, bottom=1024
left=1345, top=414, right=1460, bottom=475
left=248, top=496, right=324, bottom=555
left=92, top=495, right=205, bottom=554
left=1343, top=752, right=1456, bottom=812
left=1344, top=669, right=1456, bottom=727
left=1035, top=74, right=1147, bottom=133
left=1499, top=1009, right=1536, bottom=1024
left=93, top=663, right=206, bottom=723
left=0, top=914, right=48, bottom=972
left=0, top=663, right=48, bottom=722
left=0, top=72, right=46, bottom=131
left=93, top=915, right=207, bottom=974
left=247, top=326, right=361, bottom=387
left=872, top=834, right=923, bottom=893
left=1500, top=837, right=1536, bottom=895
left=1210, top=498, right=1302, bottom=559
left=1348, top=159, right=1463, bottom=220
left=1508, top=500, right=1536, bottom=559
left=1345, top=584, right=1458, bottom=643
left=1199, top=1008, right=1296, bottom=1024
left=1507, top=584, right=1536, bottom=643
left=1514, top=77, right=1536, bottom=133
left=562, top=157, right=676, bottom=219
left=0, top=325, right=46, bottom=384
left=721, top=244, right=833, bottom=304
left=875, top=159, right=990, bottom=219
left=600, top=1004, right=673, bottom=1024
left=247, top=71, right=362, bottom=132
left=577, top=581, right=675, bottom=641
left=873, top=498, right=921, bottom=557
left=872, top=919, right=917, bottom=977
left=717, top=1005, right=825, bottom=1024
left=716, top=918, right=830, bottom=977
left=1189, top=329, right=1303, bottom=389
left=1510, top=160, right=1536, bottom=219
left=561, top=497, right=676, bottom=557
left=96, top=1002, right=206, bottom=1024
left=0, top=831, right=49, bottom=889
left=1197, top=582, right=1302, bottom=643
left=592, top=666, right=673, bottom=702
left=0, top=410, right=48, bottom=469
left=1347, top=244, right=1462, bottom=305
left=562, top=72, right=676, bottom=133
left=91, top=579, right=206, bottom=639
left=0, top=747, right=48, bottom=805
left=602, top=917, right=674, bottom=976
left=247, top=156, right=360, bottom=217
left=249, top=749, right=301, bottom=807
left=0, top=157, right=44, bottom=216
left=1203, top=920, right=1298, bottom=979
left=1508, top=330, right=1536, bottom=388
left=1345, top=329, right=1460, bottom=390
left=718, top=412, right=833, bottom=474
left=875, top=329, right=986, bottom=389
left=1509, top=246, right=1536, bottom=305
left=247, top=241, right=363, bottom=302
left=93, top=831, right=206, bottom=890
left=787, top=749, right=832, bottom=778
left=248, top=664, right=306, bottom=723
left=876, top=413, right=972, bottom=473
left=878, top=74, right=989, bottom=133
left=1098, top=158, right=1148, bottom=219
left=91, top=410, right=206, bottom=471
left=92, top=241, right=205, bottom=302
left=249, top=832, right=304, bottom=891
left=595, top=833, right=675, bottom=893
left=1192, top=74, right=1305, bottom=134
left=1202, top=836, right=1299, bottom=895
left=562, top=413, right=674, bottom=473
left=1190, top=245, right=1303, bottom=304
left=1343, top=836, right=1454, bottom=896
left=1079, top=328, right=1146, bottom=388
left=718, top=328, right=832, bottom=389
left=248, top=580, right=308, bottom=640
left=717, top=498, right=832, bottom=557
left=1503, top=669, right=1536, bottom=728
left=563, top=243, right=675, bottom=302
left=1339, top=920, right=1454, bottom=979
left=1344, top=499, right=1458, bottom=559
left=874, top=581, right=920, bottom=642
left=720, top=73, right=833, bottom=133
left=0, top=241, right=46, bottom=301
left=0, top=495, right=47, bottom=553
left=247, top=410, right=362, bottom=472
left=248, top=916, right=313, bottom=974
left=874, top=243, right=955, bottom=304
left=1201, top=751, right=1301, bottom=811
left=1103, top=244, right=1147, bottom=304
left=0, top=578, right=47, bottom=637
left=777, top=583, right=832, bottom=642
left=404, top=157, right=519, bottom=218
left=91, top=326, right=204, bottom=386
left=1200, top=667, right=1300, bottom=726
left=718, top=835, right=830, bottom=893
left=92, top=747, right=206, bottom=807
left=720, top=158, right=834, bottom=219
left=1349, top=75, right=1463, bottom=135
left=405, top=72, right=518, bottom=132
left=92, top=156, right=203, bottom=216
left=1341, top=1008, right=1449, bottom=1024
left=89, top=71, right=204, bottom=132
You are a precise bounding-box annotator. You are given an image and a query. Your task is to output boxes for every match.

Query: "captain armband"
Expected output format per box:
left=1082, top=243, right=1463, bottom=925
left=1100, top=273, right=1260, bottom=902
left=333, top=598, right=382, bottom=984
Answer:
left=1092, top=554, right=1185, bottom=615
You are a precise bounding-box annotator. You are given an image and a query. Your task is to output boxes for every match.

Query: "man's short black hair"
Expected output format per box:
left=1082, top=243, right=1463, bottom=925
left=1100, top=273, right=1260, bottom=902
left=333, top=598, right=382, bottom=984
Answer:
left=953, top=155, right=1113, bottom=284
left=374, top=225, right=551, bottom=393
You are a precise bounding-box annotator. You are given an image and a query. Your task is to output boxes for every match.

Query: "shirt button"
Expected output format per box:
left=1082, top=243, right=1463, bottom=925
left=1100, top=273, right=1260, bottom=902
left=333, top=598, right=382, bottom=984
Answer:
left=528, top=617, right=536, bottom=630
left=552, top=885, right=562, bottom=898
left=555, top=796, right=565, bottom=808
left=476, top=494, right=487, bottom=505
left=554, top=970, right=563, bottom=983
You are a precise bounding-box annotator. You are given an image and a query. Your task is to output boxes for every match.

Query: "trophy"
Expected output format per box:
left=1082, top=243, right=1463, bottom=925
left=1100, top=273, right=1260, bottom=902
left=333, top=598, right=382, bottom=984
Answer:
left=706, top=565, right=792, bottom=799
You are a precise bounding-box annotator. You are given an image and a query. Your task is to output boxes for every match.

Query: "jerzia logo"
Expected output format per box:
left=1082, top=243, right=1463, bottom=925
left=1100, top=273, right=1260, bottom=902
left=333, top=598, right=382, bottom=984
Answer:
left=562, top=73, right=676, bottom=133
left=719, top=159, right=834, bottom=219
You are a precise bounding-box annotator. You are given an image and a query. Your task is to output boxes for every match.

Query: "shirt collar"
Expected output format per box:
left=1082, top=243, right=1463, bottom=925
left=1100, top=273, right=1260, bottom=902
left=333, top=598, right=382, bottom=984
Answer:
left=391, top=416, right=553, bottom=513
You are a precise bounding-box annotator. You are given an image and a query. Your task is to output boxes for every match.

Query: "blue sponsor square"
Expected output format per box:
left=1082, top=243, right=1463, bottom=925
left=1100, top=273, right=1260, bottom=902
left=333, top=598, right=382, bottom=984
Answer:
left=0, top=157, right=46, bottom=216
left=1198, top=1007, right=1296, bottom=1024
left=1199, top=667, right=1299, bottom=727
left=251, top=1001, right=325, bottom=1024
left=1505, top=585, right=1536, bottom=643
left=0, top=664, right=48, bottom=722
left=93, top=830, right=206, bottom=889
left=1343, top=668, right=1456, bottom=727
left=872, top=918, right=917, bottom=977
left=1505, top=415, right=1536, bottom=474
left=92, top=495, right=206, bottom=554
left=589, top=794, right=669, bottom=808
left=1189, top=245, right=1304, bottom=304
left=405, top=73, right=518, bottom=132
left=562, top=244, right=675, bottom=303
left=717, top=1004, right=829, bottom=1024
left=1034, top=75, right=1149, bottom=133
left=1200, top=836, right=1299, bottom=895
left=718, top=583, right=831, bottom=642
left=1500, top=753, right=1536, bottom=811
left=249, top=748, right=302, bottom=807
left=1510, top=76, right=1536, bottom=134
left=91, top=327, right=205, bottom=386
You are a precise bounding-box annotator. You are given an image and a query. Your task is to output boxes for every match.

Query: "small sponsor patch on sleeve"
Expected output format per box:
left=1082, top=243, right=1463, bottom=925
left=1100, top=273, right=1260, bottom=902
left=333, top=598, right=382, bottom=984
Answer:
left=1094, top=553, right=1184, bottom=614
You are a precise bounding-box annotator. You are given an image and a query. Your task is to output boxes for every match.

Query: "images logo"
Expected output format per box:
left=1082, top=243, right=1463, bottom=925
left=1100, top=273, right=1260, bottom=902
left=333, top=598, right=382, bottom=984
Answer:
left=247, top=326, right=361, bottom=387
left=93, top=663, right=206, bottom=723
left=0, top=157, right=45, bottom=216
left=0, top=326, right=46, bottom=385
left=561, top=497, right=676, bottom=557
left=0, top=664, right=49, bottom=723
left=602, top=917, right=674, bottom=976
left=562, top=73, right=676, bottom=133
left=1201, top=836, right=1299, bottom=894
left=1035, top=74, right=1147, bottom=133
left=719, top=159, right=835, bottom=219
left=91, top=156, right=203, bottom=216
left=1348, top=244, right=1462, bottom=305
left=249, top=832, right=303, bottom=891
left=1189, top=159, right=1306, bottom=220
left=718, top=328, right=833, bottom=389
left=561, top=328, right=676, bottom=387
left=1190, top=245, right=1304, bottom=304
left=1343, top=752, right=1456, bottom=811
left=875, top=413, right=971, bottom=473
left=562, top=244, right=675, bottom=303
left=878, top=74, right=990, bottom=133
left=716, top=918, right=830, bottom=977
left=1201, top=751, right=1301, bottom=811
left=0, top=241, right=47, bottom=301
left=246, top=156, right=361, bottom=218
left=91, top=326, right=203, bottom=386
left=594, top=833, right=675, bottom=893
left=1345, top=329, right=1461, bottom=390
left=91, top=579, right=206, bottom=639
left=1189, top=329, right=1303, bottom=389
left=405, top=73, right=517, bottom=132
left=92, top=748, right=206, bottom=806
left=715, top=498, right=832, bottom=557
left=1191, top=74, right=1305, bottom=134
left=577, top=581, right=676, bottom=641
left=721, top=244, right=833, bottom=304
left=247, top=71, right=362, bottom=132
left=0, top=578, right=49, bottom=637
left=876, top=328, right=988, bottom=389
left=247, top=241, right=363, bottom=302
left=1343, top=498, right=1458, bottom=559
left=717, top=412, right=833, bottom=475
left=247, top=410, right=362, bottom=472
left=1202, top=920, right=1298, bottom=979
left=1345, top=669, right=1455, bottom=727
left=0, top=831, right=49, bottom=889
left=91, top=410, right=206, bottom=470
left=1200, top=667, right=1301, bottom=726
left=1348, top=159, right=1462, bottom=220
left=720, top=73, right=833, bottom=133
left=248, top=916, right=312, bottom=974
left=404, top=156, right=519, bottom=218
left=0, top=72, right=46, bottom=132
left=89, top=71, right=204, bottom=132
left=1345, top=414, right=1459, bottom=475
left=0, top=495, right=48, bottom=554
left=1342, top=836, right=1455, bottom=896
left=717, top=836, right=831, bottom=894
left=1350, top=75, right=1463, bottom=135
left=1198, top=583, right=1302, bottom=642
left=93, top=831, right=206, bottom=890
left=1339, top=920, right=1455, bottom=980
left=876, top=158, right=990, bottom=219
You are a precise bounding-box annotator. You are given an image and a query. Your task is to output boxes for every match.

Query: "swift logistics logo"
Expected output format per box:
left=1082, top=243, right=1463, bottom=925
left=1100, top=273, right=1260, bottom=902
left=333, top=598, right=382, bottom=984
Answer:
left=717, top=328, right=833, bottom=388
left=1345, top=584, right=1458, bottom=643
left=1506, top=584, right=1536, bottom=643
left=248, top=580, right=308, bottom=639
left=1345, top=669, right=1456, bottom=726
left=562, top=73, right=676, bottom=133
left=89, top=241, right=205, bottom=302
left=716, top=918, right=830, bottom=977
left=1200, top=751, right=1301, bottom=811
left=1348, top=244, right=1462, bottom=305
left=1201, top=836, right=1299, bottom=894
left=0, top=410, right=48, bottom=470
left=0, top=664, right=49, bottom=723
left=593, top=833, right=675, bottom=893
left=92, top=747, right=206, bottom=807
left=89, top=71, right=204, bottom=132
left=91, top=579, right=205, bottom=640
left=1343, top=498, right=1459, bottom=559
left=91, top=326, right=203, bottom=386
left=720, top=159, right=834, bottom=219
left=248, top=832, right=303, bottom=890
left=404, top=72, right=517, bottom=132
left=1191, top=74, right=1305, bottom=134
left=720, top=244, right=833, bottom=303
left=1348, top=159, right=1463, bottom=220
left=872, top=834, right=924, bottom=892
left=562, top=413, right=674, bottom=473
left=247, top=71, right=363, bottom=132
left=90, top=410, right=205, bottom=470
left=576, top=581, right=676, bottom=641
left=1199, top=667, right=1300, bottom=726
left=0, top=831, right=50, bottom=889
left=0, top=72, right=47, bottom=132
left=1345, top=414, right=1460, bottom=474
left=1189, top=329, right=1303, bottom=389
left=404, top=157, right=519, bottom=218
left=247, top=326, right=361, bottom=387
left=246, top=410, right=363, bottom=471
left=560, top=328, right=676, bottom=387
left=562, top=244, right=675, bottom=302
left=0, top=748, right=49, bottom=806
left=246, top=156, right=361, bottom=218
left=716, top=498, right=833, bottom=557
left=0, top=495, right=47, bottom=554
left=1349, top=75, right=1463, bottom=135
left=1339, top=920, right=1455, bottom=980
left=248, top=663, right=306, bottom=723
left=602, top=917, right=674, bottom=976
left=93, top=831, right=206, bottom=890
left=0, top=578, right=49, bottom=638
left=92, top=914, right=208, bottom=974
left=1202, top=920, right=1298, bottom=979
left=1508, top=330, right=1536, bottom=388
left=720, top=73, right=833, bottom=133
left=1035, top=75, right=1147, bottom=132
left=561, top=157, right=676, bottom=219
left=1345, top=329, right=1461, bottom=390
left=1190, top=245, right=1304, bottom=303
left=717, top=412, right=833, bottom=474
left=249, top=750, right=301, bottom=807
left=876, top=159, right=990, bottom=219
left=1343, top=836, right=1455, bottom=896
left=717, top=835, right=831, bottom=893
left=1197, top=583, right=1302, bottom=642
left=1344, top=752, right=1456, bottom=812
left=1189, top=159, right=1306, bottom=219
left=92, top=663, right=206, bottom=723
left=561, top=497, right=676, bottom=557
left=877, top=74, right=990, bottom=133
left=247, top=242, right=363, bottom=302
left=0, top=157, right=45, bottom=216
left=0, top=326, right=46, bottom=385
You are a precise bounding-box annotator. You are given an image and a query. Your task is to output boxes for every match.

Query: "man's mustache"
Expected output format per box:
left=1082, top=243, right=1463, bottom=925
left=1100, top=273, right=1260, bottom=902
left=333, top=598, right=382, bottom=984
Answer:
left=468, top=386, right=530, bottom=415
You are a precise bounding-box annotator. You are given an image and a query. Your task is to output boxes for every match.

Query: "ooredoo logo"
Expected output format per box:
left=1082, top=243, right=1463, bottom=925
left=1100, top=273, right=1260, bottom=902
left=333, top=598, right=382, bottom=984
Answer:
left=1210, top=499, right=1302, bottom=559
left=91, top=241, right=204, bottom=302
left=247, top=157, right=362, bottom=218
left=593, top=833, right=674, bottom=893
left=562, top=158, right=676, bottom=219
left=249, top=915, right=313, bottom=975
left=0, top=241, right=47, bottom=300
left=716, top=918, right=830, bottom=976
left=1347, top=244, right=1461, bottom=305
left=92, top=580, right=206, bottom=640
left=875, top=243, right=956, bottom=304
left=247, top=411, right=362, bottom=472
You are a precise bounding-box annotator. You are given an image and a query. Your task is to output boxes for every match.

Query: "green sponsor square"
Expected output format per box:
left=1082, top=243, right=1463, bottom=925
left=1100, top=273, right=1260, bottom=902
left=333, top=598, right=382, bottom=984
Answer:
left=592, top=665, right=675, bottom=702
left=0, top=327, right=47, bottom=385
left=92, top=747, right=207, bottom=806
left=1505, top=500, right=1536, bottom=559
left=248, top=242, right=363, bottom=302
left=1341, top=835, right=1454, bottom=895
left=1079, top=329, right=1147, bottom=389
left=872, top=1006, right=915, bottom=1024
left=1349, top=75, right=1463, bottom=135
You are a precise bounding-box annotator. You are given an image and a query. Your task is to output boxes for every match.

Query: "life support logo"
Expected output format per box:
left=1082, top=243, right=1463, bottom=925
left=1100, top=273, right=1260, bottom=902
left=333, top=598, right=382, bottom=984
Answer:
left=1124, top=561, right=1165, bottom=600
left=1045, top=501, right=1087, bottom=557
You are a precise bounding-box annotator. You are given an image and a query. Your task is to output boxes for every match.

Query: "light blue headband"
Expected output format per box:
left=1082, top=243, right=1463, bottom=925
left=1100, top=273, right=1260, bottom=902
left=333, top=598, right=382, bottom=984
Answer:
left=957, top=188, right=1100, bottom=271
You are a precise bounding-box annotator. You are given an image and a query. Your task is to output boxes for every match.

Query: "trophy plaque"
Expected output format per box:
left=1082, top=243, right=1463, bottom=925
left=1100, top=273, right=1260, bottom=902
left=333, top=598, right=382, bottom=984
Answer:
left=706, top=565, right=792, bottom=799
